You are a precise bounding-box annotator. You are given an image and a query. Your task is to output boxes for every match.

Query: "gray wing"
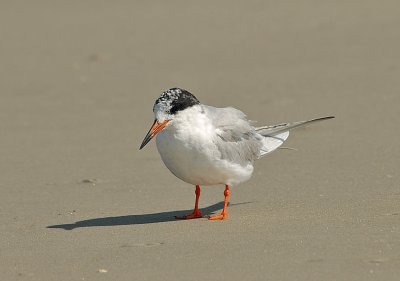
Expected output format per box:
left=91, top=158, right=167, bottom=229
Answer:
left=204, top=106, right=263, bottom=166
left=255, top=116, right=334, bottom=136
left=256, top=116, right=334, bottom=156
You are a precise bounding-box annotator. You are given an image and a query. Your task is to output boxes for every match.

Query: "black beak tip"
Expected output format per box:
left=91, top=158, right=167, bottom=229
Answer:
left=139, top=134, right=152, bottom=150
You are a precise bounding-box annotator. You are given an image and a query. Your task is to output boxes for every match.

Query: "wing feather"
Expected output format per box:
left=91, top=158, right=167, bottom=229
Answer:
left=205, top=105, right=334, bottom=162
left=255, top=116, right=334, bottom=136
left=204, top=106, right=263, bottom=165
left=256, top=116, right=334, bottom=156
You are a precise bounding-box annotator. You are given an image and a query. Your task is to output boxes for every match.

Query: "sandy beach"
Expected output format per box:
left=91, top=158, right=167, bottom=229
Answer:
left=1, top=1, right=399, bottom=280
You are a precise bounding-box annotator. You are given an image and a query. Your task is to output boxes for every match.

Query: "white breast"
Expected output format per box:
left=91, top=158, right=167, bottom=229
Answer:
left=155, top=106, right=254, bottom=186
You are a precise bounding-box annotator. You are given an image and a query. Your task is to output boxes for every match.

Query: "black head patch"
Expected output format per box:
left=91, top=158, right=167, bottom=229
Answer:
left=154, top=88, right=200, bottom=115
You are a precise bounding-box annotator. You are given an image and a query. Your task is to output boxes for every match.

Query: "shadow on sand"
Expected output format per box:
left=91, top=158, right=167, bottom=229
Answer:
left=47, top=201, right=252, bottom=230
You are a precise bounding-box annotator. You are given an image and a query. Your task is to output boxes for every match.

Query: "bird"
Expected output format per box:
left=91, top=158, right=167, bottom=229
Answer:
left=140, top=87, right=334, bottom=220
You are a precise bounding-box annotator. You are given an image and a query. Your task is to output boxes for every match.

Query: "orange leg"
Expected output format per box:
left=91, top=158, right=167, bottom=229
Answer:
left=175, top=185, right=203, bottom=219
left=208, top=185, right=230, bottom=220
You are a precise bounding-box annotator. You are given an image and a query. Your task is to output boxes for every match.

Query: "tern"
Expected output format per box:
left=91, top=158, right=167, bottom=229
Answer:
left=140, top=88, right=334, bottom=220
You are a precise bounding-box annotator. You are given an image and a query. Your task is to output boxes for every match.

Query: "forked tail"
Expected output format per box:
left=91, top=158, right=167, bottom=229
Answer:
left=256, top=116, right=334, bottom=156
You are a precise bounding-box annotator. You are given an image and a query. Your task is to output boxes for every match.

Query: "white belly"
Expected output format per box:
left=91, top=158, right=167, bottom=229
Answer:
left=155, top=125, right=254, bottom=186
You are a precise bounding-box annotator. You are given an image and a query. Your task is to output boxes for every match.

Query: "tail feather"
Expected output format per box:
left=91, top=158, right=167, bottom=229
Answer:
left=260, top=131, right=289, bottom=156
left=256, top=116, right=334, bottom=157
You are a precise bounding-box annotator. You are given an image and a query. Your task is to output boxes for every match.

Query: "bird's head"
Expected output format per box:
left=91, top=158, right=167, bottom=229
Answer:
left=139, top=88, right=200, bottom=149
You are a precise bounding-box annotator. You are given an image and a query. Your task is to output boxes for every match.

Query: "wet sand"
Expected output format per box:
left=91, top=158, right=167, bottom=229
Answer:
left=1, top=1, right=399, bottom=280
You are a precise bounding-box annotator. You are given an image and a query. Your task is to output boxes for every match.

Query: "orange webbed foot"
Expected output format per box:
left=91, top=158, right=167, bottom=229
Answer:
left=207, top=213, right=227, bottom=220
left=207, top=185, right=230, bottom=220
left=175, top=210, right=202, bottom=220
left=175, top=185, right=202, bottom=220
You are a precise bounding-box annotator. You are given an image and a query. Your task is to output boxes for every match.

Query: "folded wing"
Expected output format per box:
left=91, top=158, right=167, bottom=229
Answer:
left=256, top=116, right=334, bottom=156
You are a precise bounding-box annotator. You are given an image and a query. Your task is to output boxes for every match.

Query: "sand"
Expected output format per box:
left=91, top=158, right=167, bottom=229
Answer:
left=1, top=1, right=399, bottom=280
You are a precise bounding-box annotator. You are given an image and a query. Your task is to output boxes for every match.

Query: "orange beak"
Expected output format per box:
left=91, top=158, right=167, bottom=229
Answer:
left=139, top=119, right=170, bottom=149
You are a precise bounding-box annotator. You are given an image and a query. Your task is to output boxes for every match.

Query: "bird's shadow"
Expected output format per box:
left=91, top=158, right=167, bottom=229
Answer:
left=47, top=201, right=252, bottom=230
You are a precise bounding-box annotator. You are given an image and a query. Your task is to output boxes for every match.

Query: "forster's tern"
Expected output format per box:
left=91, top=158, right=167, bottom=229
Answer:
left=140, top=88, right=334, bottom=220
